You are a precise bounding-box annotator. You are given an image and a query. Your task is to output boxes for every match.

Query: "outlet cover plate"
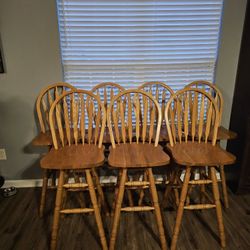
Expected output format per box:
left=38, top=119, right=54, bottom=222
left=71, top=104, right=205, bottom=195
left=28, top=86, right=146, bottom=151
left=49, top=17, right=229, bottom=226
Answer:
left=0, top=149, right=7, bottom=160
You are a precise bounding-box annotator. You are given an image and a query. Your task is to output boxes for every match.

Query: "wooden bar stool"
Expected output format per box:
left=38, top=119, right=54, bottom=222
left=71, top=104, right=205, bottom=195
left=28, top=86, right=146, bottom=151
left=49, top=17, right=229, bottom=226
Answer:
left=107, top=89, right=170, bottom=250
left=40, top=90, right=108, bottom=250
left=138, top=82, right=178, bottom=206
left=92, top=82, right=132, bottom=209
left=186, top=80, right=237, bottom=208
left=164, top=88, right=236, bottom=250
left=92, top=82, right=125, bottom=144
left=33, top=82, right=76, bottom=217
left=138, top=81, right=174, bottom=142
left=92, top=82, right=125, bottom=108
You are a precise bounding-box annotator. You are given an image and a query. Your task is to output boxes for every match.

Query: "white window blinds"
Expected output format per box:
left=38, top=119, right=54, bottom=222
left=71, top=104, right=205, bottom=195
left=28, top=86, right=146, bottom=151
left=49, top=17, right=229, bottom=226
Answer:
left=56, top=0, right=223, bottom=90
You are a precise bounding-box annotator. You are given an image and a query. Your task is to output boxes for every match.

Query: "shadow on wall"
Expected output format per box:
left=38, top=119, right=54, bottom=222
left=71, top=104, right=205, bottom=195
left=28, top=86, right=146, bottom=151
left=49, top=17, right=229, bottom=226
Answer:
left=0, top=97, right=46, bottom=179
left=24, top=101, right=48, bottom=153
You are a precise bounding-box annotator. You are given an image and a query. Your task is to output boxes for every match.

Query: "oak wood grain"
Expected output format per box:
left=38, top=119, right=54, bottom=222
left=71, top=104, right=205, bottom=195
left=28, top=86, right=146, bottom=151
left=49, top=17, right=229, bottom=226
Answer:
left=41, top=144, right=105, bottom=170
left=167, top=141, right=236, bottom=167
left=214, top=126, right=237, bottom=141
left=31, top=131, right=53, bottom=146
left=108, top=143, right=170, bottom=168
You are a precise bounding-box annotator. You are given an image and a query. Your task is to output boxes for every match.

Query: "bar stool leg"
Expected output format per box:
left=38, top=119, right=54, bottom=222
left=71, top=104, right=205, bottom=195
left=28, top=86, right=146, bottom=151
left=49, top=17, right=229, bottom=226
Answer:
left=61, top=171, right=69, bottom=219
left=210, top=166, right=226, bottom=248
left=148, top=168, right=167, bottom=250
left=111, top=170, right=122, bottom=216
left=171, top=166, right=191, bottom=250
left=91, top=169, right=109, bottom=215
left=200, top=169, right=206, bottom=204
left=162, top=169, right=176, bottom=208
left=219, top=165, right=229, bottom=208
left=173, top=190, right=180, bottom=208
left=138, top=172, right=147, bottom=206
left=86, top=169, right=108, bottom=250
left=39, top=169, right=48, bottom=217
left=51, top=170, right=65, bottom=250
left=173, top=170, right=182, bottom=207
left=126, top=173, right=134, bottom=207
left=51, top=170, right=57, bottom=187
left=109, top=169, right=127, bottom=250
left=185, top=171, right=194, bottom=206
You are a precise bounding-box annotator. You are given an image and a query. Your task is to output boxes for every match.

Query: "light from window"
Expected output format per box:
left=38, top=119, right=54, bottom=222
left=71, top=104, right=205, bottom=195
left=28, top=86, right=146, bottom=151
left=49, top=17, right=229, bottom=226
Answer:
left=56, top=0, right=223, bottom=90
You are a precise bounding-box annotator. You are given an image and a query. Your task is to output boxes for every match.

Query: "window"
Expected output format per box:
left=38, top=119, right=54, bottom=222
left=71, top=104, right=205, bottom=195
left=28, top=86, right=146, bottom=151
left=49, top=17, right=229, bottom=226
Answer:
left=56, top=0, right=223, bottom=90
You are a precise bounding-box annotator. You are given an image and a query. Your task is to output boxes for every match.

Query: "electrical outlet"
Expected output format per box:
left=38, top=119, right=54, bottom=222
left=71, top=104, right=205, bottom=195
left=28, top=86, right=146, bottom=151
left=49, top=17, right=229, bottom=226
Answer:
left=0, top=149, right=7, bottom=160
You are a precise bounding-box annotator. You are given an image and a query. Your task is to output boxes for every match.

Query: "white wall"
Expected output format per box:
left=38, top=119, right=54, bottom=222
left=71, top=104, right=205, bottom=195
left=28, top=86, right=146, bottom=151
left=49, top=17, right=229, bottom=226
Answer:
left=0, top=0, right=247, bottom=179
left=215, top=0, right=247, bottom=129
left=0, top=0, right=63, bottom=179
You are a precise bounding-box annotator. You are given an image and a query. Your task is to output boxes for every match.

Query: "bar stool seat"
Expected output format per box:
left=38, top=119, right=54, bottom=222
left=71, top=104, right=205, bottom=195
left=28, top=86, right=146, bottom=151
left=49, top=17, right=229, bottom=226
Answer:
left=167, top=141, right=236, bottom=166
left=41, top=144, right=105, bottom=169
left=32, top=131, right=53, bottom=146
left=32, top=129, right=78, bottom=146
left=214, top=125, right=237, bottom=140
left=109, top=143, right=170, bottom=168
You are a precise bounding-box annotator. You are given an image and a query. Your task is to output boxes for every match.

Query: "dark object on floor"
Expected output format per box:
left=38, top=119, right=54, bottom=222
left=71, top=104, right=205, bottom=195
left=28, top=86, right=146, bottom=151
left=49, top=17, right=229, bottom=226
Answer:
left=2, top=187, right=17, bottom=197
